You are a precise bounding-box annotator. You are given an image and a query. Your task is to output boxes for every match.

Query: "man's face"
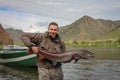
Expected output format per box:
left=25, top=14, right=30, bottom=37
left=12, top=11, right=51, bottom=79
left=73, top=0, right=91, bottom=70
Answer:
left=48, top=25, right=58, bottom=38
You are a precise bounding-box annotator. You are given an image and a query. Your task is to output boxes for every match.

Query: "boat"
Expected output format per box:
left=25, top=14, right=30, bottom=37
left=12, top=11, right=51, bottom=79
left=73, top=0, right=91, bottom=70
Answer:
left=0, top=45, right=37, bottom=66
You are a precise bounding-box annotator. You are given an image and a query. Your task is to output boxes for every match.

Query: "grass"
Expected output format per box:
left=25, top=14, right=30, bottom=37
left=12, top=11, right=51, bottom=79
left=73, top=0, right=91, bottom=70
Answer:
left=1, top=39, right=120, bottom=49
left=65, top=39, right=120, bottom=47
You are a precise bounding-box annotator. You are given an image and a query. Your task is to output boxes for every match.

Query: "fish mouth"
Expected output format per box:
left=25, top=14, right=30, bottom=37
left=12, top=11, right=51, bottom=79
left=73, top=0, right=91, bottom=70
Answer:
left=87, top=51, right=94, bottom=58
left=85, top=54, right=94, bottom=59
left=88, top=55, right=94, bottom=59
left=74, top=54, right=94, bottom=63
left=81, top=52, right=94, bottom=60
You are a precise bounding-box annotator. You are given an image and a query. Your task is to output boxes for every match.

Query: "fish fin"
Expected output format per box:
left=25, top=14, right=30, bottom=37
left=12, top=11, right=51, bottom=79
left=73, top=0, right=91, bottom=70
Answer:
left=52, top=61, right=57, bottom=66
left=75, top=56, right=80, bottom=63
left=72, top=54, right=81, bottom=63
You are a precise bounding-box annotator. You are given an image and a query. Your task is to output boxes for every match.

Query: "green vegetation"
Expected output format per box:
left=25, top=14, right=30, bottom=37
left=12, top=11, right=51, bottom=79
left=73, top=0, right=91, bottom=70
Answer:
left=13, top=41, right=25, bottom=47
left=65, top=39, right=120, bottom=48
left=0, top=45, right=2, bottom=49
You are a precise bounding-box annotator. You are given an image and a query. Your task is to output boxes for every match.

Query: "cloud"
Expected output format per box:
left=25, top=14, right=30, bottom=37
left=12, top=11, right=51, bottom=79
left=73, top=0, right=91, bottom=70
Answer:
left=0, top=0, right=120, bottom=20
left=0, top=0, right=120, bottom=32
left=0, top=9, right=70, bottom=32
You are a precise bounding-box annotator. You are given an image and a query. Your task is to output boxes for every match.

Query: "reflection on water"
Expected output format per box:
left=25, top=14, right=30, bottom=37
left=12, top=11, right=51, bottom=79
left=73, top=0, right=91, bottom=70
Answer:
left=84, top=46, right=120, bottom=60
left=0, top=47, right=120, bottom=80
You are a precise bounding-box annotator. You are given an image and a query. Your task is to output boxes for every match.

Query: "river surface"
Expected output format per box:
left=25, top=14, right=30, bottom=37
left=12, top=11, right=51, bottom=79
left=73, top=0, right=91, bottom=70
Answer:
left=0, top=46, right=120, bottom=80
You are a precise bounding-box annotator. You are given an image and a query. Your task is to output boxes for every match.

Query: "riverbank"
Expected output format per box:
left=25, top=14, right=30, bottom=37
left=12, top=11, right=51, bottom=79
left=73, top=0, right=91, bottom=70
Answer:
left=65, top=41, right=120, bottom=48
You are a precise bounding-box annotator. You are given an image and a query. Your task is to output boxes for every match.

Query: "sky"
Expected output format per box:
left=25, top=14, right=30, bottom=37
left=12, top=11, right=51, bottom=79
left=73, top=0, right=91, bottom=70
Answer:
left=0, top=0, right=120, bottom=32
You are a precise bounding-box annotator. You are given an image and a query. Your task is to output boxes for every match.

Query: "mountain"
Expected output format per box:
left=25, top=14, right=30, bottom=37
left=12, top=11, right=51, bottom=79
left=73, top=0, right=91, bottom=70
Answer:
left=59, top=15, right=120, bottom=42
left=0, top=23, right=13, bottom=45
left=98, top=25, right=120, bottom=40
left=1, top=15, right=120, bottom=45
left=5, top=28, right=24, bottom=44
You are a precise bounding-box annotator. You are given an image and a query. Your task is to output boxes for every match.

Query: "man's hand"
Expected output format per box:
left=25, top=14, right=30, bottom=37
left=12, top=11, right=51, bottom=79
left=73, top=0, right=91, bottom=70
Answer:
left=31, top=46, right=39, bottom=54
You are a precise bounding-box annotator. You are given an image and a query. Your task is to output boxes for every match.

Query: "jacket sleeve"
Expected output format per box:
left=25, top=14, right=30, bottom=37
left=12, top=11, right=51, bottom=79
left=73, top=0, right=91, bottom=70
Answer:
left=61, top=41, right=66, bottom=53
left=21, top=33, right=42, bottom=48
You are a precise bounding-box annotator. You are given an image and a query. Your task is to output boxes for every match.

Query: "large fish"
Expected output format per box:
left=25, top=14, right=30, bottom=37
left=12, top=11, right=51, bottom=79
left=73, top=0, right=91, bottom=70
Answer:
left=38, top=49, right=94, bottom=63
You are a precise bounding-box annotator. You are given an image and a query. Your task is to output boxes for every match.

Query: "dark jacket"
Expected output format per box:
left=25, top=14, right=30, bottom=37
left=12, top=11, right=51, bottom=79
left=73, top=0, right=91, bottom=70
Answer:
left=21, top=32, right=66, bottom=68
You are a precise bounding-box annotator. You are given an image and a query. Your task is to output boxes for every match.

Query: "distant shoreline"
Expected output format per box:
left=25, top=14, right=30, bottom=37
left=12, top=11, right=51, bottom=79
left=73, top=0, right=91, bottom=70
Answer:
left=65, top=40, right=120, bottom=47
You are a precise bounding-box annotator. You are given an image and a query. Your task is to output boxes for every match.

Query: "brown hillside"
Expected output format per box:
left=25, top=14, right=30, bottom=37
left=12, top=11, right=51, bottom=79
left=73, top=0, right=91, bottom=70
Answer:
left=59, top=15, right=120, bottom=42
left=0, top=23, right=13, bottom=45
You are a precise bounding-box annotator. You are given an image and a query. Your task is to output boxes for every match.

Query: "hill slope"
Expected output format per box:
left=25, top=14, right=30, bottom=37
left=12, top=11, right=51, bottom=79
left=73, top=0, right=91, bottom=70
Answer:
left=59, top=15, right=120, bottom=42
left=0, top=24, right=13, bottom=45
left=5, top=28, right=24, bottom=44
left=98, top=25, right=120, bottom=40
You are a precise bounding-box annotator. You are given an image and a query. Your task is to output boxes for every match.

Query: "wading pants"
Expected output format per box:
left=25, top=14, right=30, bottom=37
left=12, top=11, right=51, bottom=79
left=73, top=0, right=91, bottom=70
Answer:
left=38, top=66, right=63, bottom=80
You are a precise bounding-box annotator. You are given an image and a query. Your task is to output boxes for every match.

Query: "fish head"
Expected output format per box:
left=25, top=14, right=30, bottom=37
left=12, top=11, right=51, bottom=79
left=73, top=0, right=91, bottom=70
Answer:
left=79, top=49, right=94, bottom=59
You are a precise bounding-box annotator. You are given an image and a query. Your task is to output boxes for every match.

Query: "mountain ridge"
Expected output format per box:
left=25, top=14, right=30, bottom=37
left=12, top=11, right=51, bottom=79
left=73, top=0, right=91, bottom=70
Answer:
left=59, top=15, right=120, bottom=42
left=5, top=28, right=24, bottom=44
left=0, top=15, right=120, bottom=45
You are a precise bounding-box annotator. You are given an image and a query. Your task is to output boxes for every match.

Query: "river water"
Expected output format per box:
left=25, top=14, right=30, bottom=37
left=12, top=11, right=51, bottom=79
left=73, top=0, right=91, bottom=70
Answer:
left=0, top=46, right=120, bottom=80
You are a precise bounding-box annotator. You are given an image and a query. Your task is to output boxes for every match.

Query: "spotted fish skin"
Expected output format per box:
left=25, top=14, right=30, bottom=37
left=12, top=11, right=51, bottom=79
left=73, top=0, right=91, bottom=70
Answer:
left=38, top=49, right=94, bottom=63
